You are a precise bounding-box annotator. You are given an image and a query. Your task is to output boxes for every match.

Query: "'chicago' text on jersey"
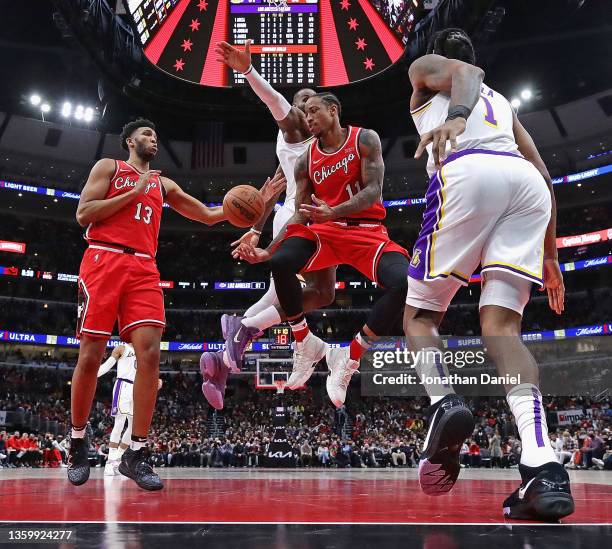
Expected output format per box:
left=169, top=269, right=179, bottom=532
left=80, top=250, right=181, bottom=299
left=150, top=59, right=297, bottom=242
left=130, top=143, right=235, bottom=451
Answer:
left=313, top=153, right=356, bottom=185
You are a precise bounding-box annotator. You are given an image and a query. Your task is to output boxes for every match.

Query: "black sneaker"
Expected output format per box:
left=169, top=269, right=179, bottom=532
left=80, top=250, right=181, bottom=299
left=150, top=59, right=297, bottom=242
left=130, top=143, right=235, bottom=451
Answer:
left=418, top=394, right=474, bottom=496
left=503, top=462, right=574, bottom=521
left=67, top=429, right=91, bottom=486
left=118, top=447, right=163, bottom=491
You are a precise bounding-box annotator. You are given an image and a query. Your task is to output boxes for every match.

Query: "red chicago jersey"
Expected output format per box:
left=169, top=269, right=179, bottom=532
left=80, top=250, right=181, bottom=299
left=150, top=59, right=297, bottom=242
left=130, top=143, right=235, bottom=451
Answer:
left=85, top=160, right=164, bottom=257
left=308, top=126, right=386, bottom=220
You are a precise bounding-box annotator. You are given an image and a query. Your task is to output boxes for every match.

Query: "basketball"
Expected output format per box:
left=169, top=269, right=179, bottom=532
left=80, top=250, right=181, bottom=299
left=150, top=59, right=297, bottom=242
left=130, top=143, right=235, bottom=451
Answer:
left=223, top=185, right=265, bottom=228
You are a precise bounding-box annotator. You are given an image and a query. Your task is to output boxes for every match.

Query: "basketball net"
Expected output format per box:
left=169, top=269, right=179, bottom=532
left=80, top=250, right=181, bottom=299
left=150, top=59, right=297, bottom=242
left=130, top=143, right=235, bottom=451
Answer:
left=274, top=380, right=286, bottom=395
left=266, top=0, right=289, bottom=9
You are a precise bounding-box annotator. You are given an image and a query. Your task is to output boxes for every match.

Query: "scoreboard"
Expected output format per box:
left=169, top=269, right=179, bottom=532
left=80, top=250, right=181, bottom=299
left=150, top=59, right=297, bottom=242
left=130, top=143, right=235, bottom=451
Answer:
left=123, top=0, right=405, bottom=87
left=268, top=325, right=292, bottom=356
left=229, top=1, right=319, bottom=87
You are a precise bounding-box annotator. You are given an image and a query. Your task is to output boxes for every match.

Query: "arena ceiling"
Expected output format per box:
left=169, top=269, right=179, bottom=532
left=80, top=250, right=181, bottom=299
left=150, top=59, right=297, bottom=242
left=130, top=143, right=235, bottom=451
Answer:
left=0, top=0, right=610, bottom=141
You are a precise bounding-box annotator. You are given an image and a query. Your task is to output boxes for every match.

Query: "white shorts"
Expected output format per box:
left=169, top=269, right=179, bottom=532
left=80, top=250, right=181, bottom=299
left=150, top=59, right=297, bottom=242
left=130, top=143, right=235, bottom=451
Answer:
left=111, top=379, right=133, bottom=417
left=272, top=203, right=295, bottom=239
left=407, top=149, right=550, bottom=312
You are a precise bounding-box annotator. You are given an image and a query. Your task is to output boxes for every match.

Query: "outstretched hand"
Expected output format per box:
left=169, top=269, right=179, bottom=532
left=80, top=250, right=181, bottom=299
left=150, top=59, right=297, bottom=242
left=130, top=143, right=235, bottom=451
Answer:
left=260, top=171, right=287, bottom=203
left=215, top=39, right=252, bottom=73
left=299, top=194, right=336, bottom=223
left=540, top=258, right=565, bottom=315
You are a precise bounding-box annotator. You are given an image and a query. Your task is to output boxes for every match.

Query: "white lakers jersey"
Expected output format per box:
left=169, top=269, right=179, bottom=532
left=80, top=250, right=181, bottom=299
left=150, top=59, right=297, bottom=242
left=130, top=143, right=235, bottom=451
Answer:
left=276, top=130, right=315, bottom=208
left=411, top=83, right=519, bottom=177
left=116, top=344, right=137, bottom=382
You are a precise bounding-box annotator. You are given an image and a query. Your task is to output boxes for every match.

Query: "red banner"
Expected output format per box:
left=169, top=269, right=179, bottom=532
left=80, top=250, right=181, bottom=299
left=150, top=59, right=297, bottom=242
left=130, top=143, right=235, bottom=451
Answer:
left=557, top=229, right=611, bottom=249
left=159, top=281, right=175, bottom=289
left=0, top=240, right=26, bottom=254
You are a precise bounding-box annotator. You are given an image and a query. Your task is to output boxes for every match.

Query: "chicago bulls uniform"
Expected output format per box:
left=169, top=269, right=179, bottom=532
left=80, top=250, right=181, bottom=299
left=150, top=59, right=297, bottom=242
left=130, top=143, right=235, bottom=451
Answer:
left=76, top=160, right=166, bottom=341
left=280, top=126, right=408, bottom=283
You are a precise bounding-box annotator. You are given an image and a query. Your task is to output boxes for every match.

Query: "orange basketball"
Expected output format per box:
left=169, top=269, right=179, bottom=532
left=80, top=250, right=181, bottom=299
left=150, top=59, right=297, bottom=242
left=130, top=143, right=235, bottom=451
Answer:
left=223, top=185, right=265, bottom=228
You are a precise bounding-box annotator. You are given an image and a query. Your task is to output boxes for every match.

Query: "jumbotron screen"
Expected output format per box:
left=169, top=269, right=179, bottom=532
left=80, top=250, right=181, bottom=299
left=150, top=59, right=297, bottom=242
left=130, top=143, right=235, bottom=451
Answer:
left=124, top=0, right=405, bottom=87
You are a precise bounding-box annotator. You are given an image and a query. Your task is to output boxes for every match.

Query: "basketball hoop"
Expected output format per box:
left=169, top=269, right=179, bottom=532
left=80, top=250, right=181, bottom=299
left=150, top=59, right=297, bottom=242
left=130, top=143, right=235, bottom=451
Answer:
left=274, top=380, right=286, bottom=395
left=266, top=0, right=289, bottom=9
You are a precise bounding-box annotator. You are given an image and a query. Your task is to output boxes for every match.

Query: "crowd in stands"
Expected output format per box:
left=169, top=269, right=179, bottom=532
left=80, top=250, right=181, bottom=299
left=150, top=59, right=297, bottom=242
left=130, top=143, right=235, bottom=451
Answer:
left=1, top=287, right=610, bottom=342
left=1, top=364, right=610, bottom=471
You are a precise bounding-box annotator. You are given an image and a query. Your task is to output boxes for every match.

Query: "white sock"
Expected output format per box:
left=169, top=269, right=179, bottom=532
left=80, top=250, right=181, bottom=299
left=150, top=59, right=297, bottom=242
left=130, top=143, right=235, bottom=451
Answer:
left=242, top=306, right=282, bottom=331
left=413, top=346, right=455, bottom=405
left=130, top=439, right=146, bottom=451
left=507, top=383, right=557, bottom=468
left=71, top=426, right=86, bottom=439
left=244, top=280, right=280, bottom=317
left=108, top=447, right=119, bottom=461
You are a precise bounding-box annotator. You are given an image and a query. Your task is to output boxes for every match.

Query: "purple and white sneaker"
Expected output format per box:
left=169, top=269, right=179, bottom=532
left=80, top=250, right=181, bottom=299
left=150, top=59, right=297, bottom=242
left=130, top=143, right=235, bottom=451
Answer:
left=200, top=350, right=228, bottom=410
left=222, top=314, right=262, bottom=371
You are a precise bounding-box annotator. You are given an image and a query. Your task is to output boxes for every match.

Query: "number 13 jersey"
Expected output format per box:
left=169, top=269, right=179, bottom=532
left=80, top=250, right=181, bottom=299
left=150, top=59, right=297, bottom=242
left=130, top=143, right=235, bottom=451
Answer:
left=85, top=160, right=165, bottom=257
left=411, top=83, right=520, bottom=177
left=307, top=126, right=386, bottom=220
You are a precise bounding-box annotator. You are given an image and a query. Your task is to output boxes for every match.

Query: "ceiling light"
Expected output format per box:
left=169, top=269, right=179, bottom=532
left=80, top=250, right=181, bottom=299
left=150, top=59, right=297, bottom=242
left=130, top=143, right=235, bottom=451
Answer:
left=84, top=107, right=94, bottom=122
left=41, top=103, right=51, bottom=113
left=30, top=94, right=41, bottom=106
left=520, top=89, right=532, bottom=101
left=62, top=102, right=72, bottom=117
left=510, top=98, right=521, bottom=109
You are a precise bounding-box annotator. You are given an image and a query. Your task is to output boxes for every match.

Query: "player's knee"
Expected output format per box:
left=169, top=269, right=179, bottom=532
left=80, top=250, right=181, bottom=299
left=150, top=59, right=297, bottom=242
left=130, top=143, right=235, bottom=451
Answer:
left=135, top=343, right=160, bottom=369
left=480, top=314, right=520, bottom=338
left=77, top=347, right=105, bottom=373
left=268, top=252, right=294, bottom=277
left=317, top=285, right=336, bottom=307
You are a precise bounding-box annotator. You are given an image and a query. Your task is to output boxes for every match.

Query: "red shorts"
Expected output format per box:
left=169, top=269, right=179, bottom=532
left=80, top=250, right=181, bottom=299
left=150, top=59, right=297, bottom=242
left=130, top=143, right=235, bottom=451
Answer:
left=77, top=247, right=165, bottom=341
left=281, top=221, right=409, bottom=285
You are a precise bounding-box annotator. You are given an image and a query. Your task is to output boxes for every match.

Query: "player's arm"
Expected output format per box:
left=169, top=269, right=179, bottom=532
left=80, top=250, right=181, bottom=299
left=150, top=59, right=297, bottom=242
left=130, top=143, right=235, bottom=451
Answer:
left=254, top=165, right=287, bottom=232
left=512, top=111, right=564, bottom=314
left=231, top=166, right=287, bottom=249
left=162, top=177, right=227, bottom=226
left=410, top=54, right=484, bottom=166
left=97, top=345, right=123, bottom=378
left=299, top=129, right=384, bottom=222
left=232, top=152, right=312, bottom=263
left=76, top=159, right=158, bottom=227
left=215, top=39, right=295, bottom=125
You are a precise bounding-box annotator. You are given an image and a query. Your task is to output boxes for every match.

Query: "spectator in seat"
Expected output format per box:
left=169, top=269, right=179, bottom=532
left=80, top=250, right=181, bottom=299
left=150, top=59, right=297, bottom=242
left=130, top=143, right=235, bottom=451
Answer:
left=581, top=431, right=605, bottom=469
left=469, top=439, right=481, bottom=468
left=391, top=443, right=407, bottom=467
left=317, top=443, right=330, bottom=467
left=220, top=439, right=234, bottom=467
left=300, top=439, right=313, bottom=467
left=233, top=438, right=246, bottom=467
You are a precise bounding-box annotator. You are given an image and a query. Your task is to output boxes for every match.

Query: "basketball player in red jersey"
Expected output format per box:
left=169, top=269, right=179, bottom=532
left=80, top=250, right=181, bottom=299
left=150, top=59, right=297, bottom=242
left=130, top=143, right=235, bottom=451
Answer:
left=68, top=119, right=229, bottom=490
left=236, top=93, right=411, bottom=407
left=199, top=40, right=338, bottom=410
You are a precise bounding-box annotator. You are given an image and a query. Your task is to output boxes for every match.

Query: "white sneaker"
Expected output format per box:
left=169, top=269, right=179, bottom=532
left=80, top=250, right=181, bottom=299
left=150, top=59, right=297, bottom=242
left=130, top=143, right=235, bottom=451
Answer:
left=286, top=332, right=327, bottom=389
left=104, top=459, right=120, bottom=476
left=326, top=346, right=359, bottom=407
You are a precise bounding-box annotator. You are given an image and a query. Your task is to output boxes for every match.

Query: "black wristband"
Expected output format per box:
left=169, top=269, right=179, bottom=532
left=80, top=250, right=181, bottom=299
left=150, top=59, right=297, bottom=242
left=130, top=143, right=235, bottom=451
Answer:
left=446, top=105, right=471, bottom=121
